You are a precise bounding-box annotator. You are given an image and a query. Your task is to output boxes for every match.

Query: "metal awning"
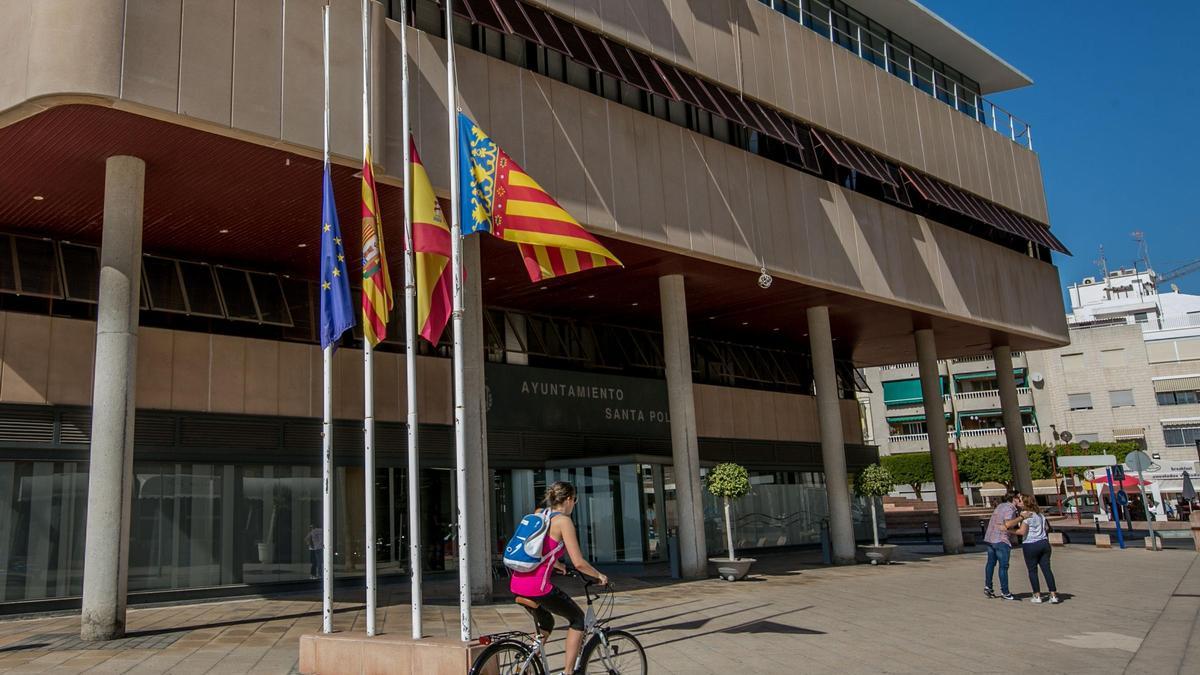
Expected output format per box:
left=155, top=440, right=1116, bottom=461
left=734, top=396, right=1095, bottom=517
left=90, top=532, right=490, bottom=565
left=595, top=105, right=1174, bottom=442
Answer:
left=1153, top=376, right=1200, bottom=393
left=1112, top=427, right=1146, bottom=439
left=900, top=168, right=1070, bottom=254
left=810, top=129, right=897, bottom=186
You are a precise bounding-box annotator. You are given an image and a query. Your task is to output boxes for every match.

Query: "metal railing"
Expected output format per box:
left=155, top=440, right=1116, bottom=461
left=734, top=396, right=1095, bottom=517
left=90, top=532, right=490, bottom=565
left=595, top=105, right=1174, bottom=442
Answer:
left=1067, top=313, right=1200, bottom=333
left=765, top=0, right=1034, bottom=149
left=888, top=425, right=1039, bottom=443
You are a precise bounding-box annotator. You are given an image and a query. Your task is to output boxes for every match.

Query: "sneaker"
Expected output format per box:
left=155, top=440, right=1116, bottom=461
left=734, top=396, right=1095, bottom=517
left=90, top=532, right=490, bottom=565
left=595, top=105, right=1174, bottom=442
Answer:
left=984, top=587, right=996, bottom=598
left=1000, top=593, right=1017, bottom=601
left=1049, top=595, right=1061, bottom=604
left=1031, top=594, right=1044, bottom=604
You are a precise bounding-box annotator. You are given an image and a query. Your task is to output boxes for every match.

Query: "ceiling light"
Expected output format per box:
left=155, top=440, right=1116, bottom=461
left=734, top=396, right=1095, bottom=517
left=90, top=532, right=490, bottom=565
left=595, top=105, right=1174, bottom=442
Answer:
left=707, top=316, right=716, bottom=320
left=298, top=243, right=308, bottom=248
left=587, top=294, right=595, bottom=299
left=540, top=285, right=548, bottom=290
left=632, top=302, right=639, bottom=306
left=773, top=327, right=780, bottom=331
left=741, top=321, right=748, bottom=326
left=32, top=195, right=44, bottom=201
left=487, top=276, right=496, bottom=281
left=219, top=228, right=229, bottom=234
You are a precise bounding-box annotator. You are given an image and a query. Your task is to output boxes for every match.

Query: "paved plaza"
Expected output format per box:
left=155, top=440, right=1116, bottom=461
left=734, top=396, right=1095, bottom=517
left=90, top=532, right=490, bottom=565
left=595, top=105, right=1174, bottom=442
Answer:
left=0, top=545, right=1196, bottom=674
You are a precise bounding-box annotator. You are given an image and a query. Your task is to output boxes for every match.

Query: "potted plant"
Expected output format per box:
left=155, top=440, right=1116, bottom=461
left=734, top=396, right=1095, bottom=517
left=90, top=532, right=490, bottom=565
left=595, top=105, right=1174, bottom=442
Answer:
left=855, top=463, right=897, bottom=565
left=706, top=463, right=755, bottom=581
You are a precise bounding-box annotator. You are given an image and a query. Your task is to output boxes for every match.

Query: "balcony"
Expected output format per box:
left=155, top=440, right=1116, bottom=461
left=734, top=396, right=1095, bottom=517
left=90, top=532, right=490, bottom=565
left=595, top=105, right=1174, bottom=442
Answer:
left=952, top=387, right=1033, bottom=410
left=761, top=0, right=1034, bottom=149
left=887, top=425, right=1041, bottom=452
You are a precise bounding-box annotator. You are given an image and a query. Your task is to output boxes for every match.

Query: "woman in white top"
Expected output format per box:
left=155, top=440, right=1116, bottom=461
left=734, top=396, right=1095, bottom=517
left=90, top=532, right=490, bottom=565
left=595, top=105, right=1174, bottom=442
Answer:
left=1014, top=494, right=1059, bottom=604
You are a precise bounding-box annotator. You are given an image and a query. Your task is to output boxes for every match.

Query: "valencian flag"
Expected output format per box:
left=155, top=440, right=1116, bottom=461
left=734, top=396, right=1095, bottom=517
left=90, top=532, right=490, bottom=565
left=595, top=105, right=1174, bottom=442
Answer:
left=319, top=166, right=355, bottom=348
left=409, top=137, right=453, bottom=344
left=360, top=149, right=393, bottom=345
left=456, top=112, right=622, bottom=281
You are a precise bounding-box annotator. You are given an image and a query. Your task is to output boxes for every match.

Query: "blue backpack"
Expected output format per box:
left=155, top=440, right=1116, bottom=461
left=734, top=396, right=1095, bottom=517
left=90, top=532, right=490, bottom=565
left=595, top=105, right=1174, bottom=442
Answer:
left=503, top=510, right=562, bottom=573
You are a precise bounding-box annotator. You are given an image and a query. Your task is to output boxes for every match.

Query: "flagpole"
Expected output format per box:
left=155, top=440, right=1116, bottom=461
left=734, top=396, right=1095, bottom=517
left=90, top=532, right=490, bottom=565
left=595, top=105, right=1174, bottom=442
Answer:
left=360, top=0, right=378, bottom=638
left=399, top=0, right=424, bottom=641
left=320, top=2, right=335, bottom=636
left=444, top=0, right=472, bottom=643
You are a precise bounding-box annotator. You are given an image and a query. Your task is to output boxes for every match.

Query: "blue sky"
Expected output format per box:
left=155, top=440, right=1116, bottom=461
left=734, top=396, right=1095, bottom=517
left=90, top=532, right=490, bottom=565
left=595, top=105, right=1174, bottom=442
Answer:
left=920, top=1, right=1200, bottom=296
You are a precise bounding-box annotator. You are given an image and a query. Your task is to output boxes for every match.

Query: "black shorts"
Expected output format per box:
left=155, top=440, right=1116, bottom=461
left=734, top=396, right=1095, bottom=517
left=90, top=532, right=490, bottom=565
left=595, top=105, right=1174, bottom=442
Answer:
left=517, top=586, right=585, bottom=632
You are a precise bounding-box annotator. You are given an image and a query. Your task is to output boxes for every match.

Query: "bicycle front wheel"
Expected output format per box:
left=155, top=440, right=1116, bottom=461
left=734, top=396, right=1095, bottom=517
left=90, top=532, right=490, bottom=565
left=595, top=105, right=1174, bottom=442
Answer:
left=469, top=639, right=545, bottom=675
left=579, top=629, right=647, bottom=675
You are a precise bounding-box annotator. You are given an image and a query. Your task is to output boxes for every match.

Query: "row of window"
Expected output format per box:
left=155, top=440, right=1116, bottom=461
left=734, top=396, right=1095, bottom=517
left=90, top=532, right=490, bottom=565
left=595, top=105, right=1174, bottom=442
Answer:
left=401, top=0, right=1057, bottom=259
left=1164, top=426, right=1200, bottom=448
left=1157, top=390, right=1200, bottom=406
left=0, top=233, right=866, bottom=398
left=1067, top=390, right=1135, bottom=411
left=758, top=0, right=984, bottom=117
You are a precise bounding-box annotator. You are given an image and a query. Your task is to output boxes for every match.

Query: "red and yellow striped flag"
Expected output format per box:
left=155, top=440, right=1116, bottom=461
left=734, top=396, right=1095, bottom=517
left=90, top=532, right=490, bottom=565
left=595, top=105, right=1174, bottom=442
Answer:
left=492, top=149, right=622, bottom=281
left=361, top=148, right=393, bottom=346
left=457, top=113, right=621, bottom=282
left=409, top=138, right=453, bottom=345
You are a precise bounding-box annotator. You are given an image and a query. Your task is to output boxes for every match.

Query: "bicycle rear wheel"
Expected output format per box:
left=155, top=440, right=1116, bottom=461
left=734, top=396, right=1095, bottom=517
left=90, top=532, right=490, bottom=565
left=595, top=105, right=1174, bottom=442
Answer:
left=469, top=639, right=545, bottom=675
left=579, top=629, right=647, bottom=674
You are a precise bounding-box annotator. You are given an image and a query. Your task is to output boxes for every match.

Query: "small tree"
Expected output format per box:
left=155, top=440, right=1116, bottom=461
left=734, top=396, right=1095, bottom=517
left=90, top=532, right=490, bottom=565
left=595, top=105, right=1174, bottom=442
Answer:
left=854, top=464, right=893, bottom=547
left=881, top=453, right=933, bottom=500
left=707, top=463, right=751, bottom=561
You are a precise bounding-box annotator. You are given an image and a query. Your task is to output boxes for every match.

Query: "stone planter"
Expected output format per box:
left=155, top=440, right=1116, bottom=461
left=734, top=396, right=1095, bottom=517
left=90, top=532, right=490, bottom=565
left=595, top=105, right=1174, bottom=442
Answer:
left=709, top=557, right=756, bottom=581
left=858, top=544, right=897, bottom=565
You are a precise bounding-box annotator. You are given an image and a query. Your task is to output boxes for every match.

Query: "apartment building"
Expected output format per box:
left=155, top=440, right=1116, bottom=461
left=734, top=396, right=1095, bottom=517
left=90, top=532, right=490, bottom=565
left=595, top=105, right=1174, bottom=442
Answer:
left=1029, top=268, right=1200, bottom=464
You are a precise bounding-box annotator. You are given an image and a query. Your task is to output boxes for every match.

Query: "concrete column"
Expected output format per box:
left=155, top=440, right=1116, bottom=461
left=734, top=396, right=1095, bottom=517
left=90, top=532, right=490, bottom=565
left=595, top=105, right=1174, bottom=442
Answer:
left=463, top=235, right=492, bottom=601
left=658, top=275, right=707, bottom=578
left=807, top=306, right=856, bottom=565
left=993, top=345, right=1033, bottom=495
left=81, top=156, right=145, bottom=641
left=915, top=328, right=964, bottom=554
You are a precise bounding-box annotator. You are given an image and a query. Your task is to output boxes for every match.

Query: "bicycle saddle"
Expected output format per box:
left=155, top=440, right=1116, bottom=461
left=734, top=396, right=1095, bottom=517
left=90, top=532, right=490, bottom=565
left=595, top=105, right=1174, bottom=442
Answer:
left=514, top=597, right=540, bottom=610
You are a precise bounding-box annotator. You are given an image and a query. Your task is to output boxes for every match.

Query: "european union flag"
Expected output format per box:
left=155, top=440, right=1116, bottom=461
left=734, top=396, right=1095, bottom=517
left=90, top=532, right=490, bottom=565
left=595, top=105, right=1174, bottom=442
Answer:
left=318, top=166, right=355, bottom=349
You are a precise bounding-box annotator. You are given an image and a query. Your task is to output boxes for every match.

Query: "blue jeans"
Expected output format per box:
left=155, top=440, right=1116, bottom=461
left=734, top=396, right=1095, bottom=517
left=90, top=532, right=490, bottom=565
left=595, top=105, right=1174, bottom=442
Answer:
left=984, top=542, right=1011, bottom=594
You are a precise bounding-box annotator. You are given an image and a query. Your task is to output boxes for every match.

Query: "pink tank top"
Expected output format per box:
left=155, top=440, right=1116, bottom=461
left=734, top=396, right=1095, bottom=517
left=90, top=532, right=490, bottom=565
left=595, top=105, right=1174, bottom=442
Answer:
left=510, top=533, right=564, bottom=598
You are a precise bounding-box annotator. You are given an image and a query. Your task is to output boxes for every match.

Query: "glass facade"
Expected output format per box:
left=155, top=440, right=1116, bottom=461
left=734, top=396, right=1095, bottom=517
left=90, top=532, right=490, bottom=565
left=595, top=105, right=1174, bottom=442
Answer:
left=701, top=470, right=879, bottom=555
left=3, top=458, right=874, bottom=604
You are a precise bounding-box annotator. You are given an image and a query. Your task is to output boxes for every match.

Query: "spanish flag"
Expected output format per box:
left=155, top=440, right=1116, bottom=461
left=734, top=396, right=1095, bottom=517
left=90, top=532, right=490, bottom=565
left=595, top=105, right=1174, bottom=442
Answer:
left=410, top=137, right=453, bottom=345
left=361, top=148, right=393, bottom=346
left=457, top=113, right=621, bottom=281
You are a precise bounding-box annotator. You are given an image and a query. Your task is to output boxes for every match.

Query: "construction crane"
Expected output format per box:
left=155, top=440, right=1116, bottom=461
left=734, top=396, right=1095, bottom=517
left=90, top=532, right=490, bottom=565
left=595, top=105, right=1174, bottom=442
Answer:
left=1158, top=258, right=1200, bottom=285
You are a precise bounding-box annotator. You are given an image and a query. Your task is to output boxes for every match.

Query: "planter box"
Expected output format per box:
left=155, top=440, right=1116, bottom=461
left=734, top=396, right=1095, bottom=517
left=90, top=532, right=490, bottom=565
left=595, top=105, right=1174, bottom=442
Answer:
left=858, top=544, right=897, bottom=565
left=709, top=557, right=755, bottom=581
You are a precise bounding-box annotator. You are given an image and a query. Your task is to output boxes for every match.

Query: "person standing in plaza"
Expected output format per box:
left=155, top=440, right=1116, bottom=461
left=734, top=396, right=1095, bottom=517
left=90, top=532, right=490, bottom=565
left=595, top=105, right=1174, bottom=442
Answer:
left=983, top=493, right=1024, bottom=600
left=306, top=524, right=323, bottom=579
left=1015, top=496, right=1059, bottom=603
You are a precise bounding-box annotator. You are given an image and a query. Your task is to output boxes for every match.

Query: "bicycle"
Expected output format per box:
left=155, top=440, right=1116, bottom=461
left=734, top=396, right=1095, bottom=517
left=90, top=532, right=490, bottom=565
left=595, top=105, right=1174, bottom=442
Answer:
left=469, top=570, right=647, bottom=675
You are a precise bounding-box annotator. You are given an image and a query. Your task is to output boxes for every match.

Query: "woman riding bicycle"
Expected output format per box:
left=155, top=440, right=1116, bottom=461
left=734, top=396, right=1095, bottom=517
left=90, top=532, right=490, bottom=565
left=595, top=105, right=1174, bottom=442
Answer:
left=510, top=481, right=609, bottom=675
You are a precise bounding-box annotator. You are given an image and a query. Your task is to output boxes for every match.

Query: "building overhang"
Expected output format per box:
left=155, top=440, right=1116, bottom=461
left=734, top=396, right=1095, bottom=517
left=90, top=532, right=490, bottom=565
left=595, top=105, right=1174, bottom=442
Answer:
left=0, top=103, right=1067, bottom=365
left=850, top=0, right=1034, bottom=93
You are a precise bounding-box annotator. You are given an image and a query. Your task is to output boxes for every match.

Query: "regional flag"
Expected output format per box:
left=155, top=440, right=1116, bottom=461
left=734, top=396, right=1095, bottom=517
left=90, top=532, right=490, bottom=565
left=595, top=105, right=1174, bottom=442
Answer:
left=456, top=112, right=622, bottom=281
left=409, top=137, right=453, bottom=345
left=361, top=148, right=393, bottom=346
left=319, top=165, right=355, bottom=349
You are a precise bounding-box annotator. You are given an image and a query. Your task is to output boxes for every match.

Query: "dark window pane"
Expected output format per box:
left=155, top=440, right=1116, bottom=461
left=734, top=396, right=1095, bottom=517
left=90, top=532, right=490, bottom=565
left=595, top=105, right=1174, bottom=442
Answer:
left=0, top=236, right=18, bottom=292
left=13, top=236, right=63, bottom=298
left=178, top=261, right=224, bottom=318
left=281, top=278, right=315, bottom=342
left=215, top=267, right=259, bottom=321
left=143, top=256, right=187, bottom=313
left=59, top=242, right=100, bottom=303
left=248, top=272, right=293, bottom=326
